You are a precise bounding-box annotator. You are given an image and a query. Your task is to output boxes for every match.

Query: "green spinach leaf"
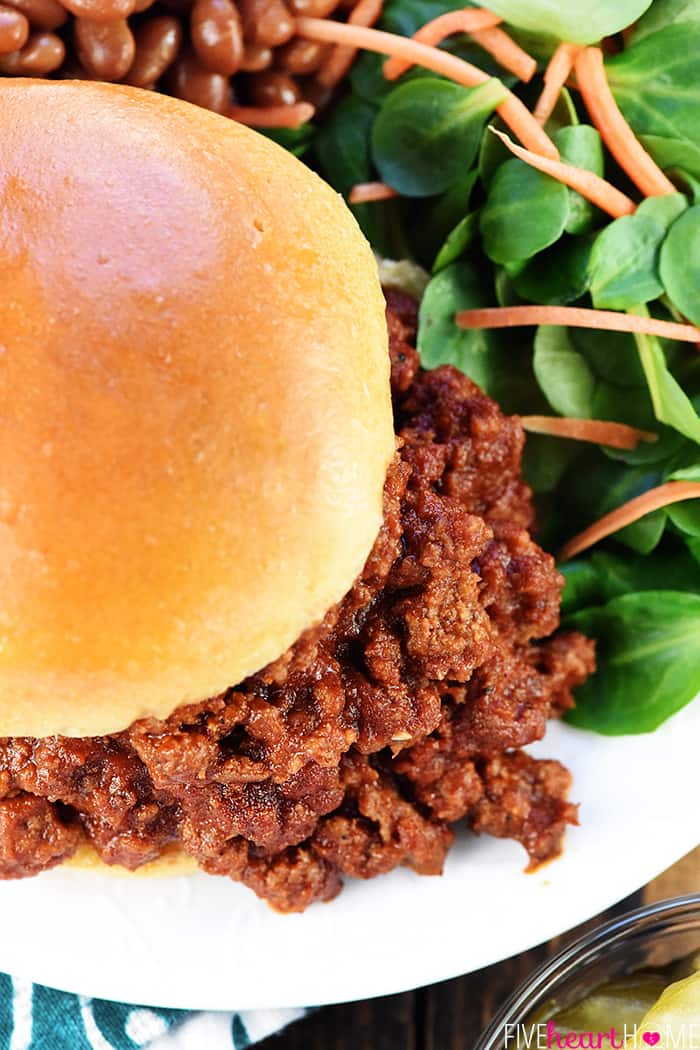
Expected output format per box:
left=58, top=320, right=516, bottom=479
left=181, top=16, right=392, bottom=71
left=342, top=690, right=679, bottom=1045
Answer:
left=688, top=537, right=700, bottom=563
left=418, top=261, right=498, bottom=382
left=606, top=24, right=700, bottom=145
left=638, top=134, right=700, bottom=186
left=522, top=433, right=579, bottom=493
left=565, top=591, right=700, bottom=733
left=483, top=0, right=653, bottom=45
left=631, top=0, right=700, bottom=42
left=559, top=560, right=603, bottom=613
left=480, top=154, right=569, bottom=264
left=561, top=548, right=700, bottom=612
left=372, top=78, right=507, bottom=197
left=382, top=0, right=452, bottom=34
left=664, top=463, right=700, bottom=536
left=418, top=261, right=539, bottom=409
left=659, top=204, right=700, bottom=325
left=432, top=211, right=479, bottom=272
left=315, top=95, right=375, bottom=194
left=555, top=125, right=605, bottom=235
left=315, top=95, right=398, bottom=253
left=589, top=193, right=687, bottom=309
left=632, top=312, right=700, bottom=444
left=511, top=236, right=592, bottom=305
left=411, top=169, right=479, bottom=265
left=533, top=325, right=595, bottom=416
left=558, top=454, right=666, bottom=554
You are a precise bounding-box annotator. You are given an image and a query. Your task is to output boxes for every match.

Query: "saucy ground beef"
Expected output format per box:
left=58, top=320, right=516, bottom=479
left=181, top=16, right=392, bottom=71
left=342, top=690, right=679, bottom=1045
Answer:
left=0, top=290, right=595, bottom=910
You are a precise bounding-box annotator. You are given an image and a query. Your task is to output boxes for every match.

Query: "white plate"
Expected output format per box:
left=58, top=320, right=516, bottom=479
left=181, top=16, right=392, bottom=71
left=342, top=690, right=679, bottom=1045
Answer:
left=1, top=697, right=698, bottom=1011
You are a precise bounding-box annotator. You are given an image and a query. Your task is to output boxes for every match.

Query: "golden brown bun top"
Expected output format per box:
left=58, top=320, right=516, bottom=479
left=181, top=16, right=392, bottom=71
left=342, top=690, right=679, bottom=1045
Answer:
left=0, top=80, right=393, bottom=737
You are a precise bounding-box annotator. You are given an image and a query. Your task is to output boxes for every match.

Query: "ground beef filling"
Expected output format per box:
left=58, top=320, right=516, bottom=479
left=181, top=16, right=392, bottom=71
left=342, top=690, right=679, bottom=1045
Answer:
left=0, top=290, right=595, bottom=910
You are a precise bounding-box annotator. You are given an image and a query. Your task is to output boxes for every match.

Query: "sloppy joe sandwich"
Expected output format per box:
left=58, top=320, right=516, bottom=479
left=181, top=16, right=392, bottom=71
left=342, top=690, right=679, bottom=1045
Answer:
left=0, top=79, right=593, bottom=911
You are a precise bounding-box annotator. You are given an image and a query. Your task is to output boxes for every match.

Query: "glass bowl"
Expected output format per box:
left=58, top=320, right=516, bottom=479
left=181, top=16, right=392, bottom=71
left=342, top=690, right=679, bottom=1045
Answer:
left=475, top=894, right=700, bottom=1049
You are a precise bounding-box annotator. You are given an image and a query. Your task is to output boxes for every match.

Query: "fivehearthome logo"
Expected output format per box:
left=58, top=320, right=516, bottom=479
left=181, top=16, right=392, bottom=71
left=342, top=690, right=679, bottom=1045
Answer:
left=503, top=1021, right=700, bottom=1048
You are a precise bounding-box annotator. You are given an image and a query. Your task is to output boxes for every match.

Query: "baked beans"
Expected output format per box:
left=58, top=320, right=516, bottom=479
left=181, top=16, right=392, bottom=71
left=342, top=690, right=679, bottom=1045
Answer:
left=75, top=16, right=134, bottom=78
left=239, top=41, right=271, bottom=70
left=0, top=5, right=29, bottom=53
left=4, top=0, right=66, bottom=30
left=0, top=28, right=64, bottom=71
left=125, top=14, right=181, bottom=86
left=166, top=46, right=229, bottom=111
left=191, top=0, right=242, bottom=76
left=248, top=68, right=298, bottom=105
left=62, top=0, right=135, bottom=22
left=275, top=36, right=325, bottom=74
left=0, top=0, right=370, bottom=118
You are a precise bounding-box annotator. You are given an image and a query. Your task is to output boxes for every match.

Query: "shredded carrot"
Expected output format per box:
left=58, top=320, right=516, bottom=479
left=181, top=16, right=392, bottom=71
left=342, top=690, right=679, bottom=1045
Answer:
left=455, top=305, right=700, bottom=343
left=348, top=181, right=399, bottom=202
left=470, top=26, right=537, bottom=82
left=316, top=0, right=384, bottom=89
left=489, top=126, right=635, bottom=217
left=559, top=481, right=700, bottom=561
left=533, top=42, right=581, bottom=125
left=383, top=8, right=501, bottom=81
left=575, top=47, right=676, bottom=198
left=228, top=102, right=315, bottom=128
left=519, top=415, right=657, bottom=450
left=296, top=17, right=559, bottom=159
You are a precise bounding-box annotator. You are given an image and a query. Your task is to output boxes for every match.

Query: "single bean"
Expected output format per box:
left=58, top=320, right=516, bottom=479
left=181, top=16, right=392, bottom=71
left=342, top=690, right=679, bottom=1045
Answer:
left=275, top=36, right=326, bottom=74
left=238, top=0, right=294, bottom=48
left=75, top=17, right=134, bottom=79
left=248, top=69, right=300, bottom=107
left=61, top=0, right=134, bottom=24
left=191, top=0, right=242, bottom=76
left=132, top=0, right=154, bottom=10
left=286, top=0, right=338, bottom=16
left=4, top=0, right=66, bottom=30
left=0, top=29, right=64, bottom=72
left=239, top=42, right=271, bottom=70
left=166, top=48, right=230, bottom=112
left=0, top=5, right=29, bottom=54
left=124, top=15, right=181, bottom=86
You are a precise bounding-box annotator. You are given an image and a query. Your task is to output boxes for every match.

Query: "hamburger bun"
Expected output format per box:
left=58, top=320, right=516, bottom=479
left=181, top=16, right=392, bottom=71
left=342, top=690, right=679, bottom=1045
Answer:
left=0, top=79, right=394, bottom=738
left=66, top=843, right=198, bottom=878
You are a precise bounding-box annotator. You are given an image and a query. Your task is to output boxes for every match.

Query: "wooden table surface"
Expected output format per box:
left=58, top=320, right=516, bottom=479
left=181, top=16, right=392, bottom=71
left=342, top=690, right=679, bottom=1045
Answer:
left=259, top=846, right=700, bottom=1049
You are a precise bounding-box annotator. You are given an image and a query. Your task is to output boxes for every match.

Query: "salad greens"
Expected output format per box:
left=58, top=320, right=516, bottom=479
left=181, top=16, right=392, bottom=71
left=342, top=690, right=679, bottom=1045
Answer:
left=482, top=0, right=654, bottom=44
left=296, top=0, right=700, bottom=735
left=372, top=78, right=508, bottom=195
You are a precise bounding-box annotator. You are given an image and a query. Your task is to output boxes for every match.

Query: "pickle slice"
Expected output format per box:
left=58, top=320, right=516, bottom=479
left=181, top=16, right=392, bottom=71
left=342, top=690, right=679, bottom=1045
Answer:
left=532, top=974, right=668, bottom=1032
left=633, top=971, right=700, bottom=1048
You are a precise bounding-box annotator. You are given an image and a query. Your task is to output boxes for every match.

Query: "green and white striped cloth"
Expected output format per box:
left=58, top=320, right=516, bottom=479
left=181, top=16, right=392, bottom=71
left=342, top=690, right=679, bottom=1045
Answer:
left=0, top=978, right=307, bottom=1049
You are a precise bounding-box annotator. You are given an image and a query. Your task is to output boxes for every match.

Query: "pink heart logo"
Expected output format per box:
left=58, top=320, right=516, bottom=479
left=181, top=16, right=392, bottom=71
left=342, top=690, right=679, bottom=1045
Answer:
left=643, top=1034, right=661, bottom=1047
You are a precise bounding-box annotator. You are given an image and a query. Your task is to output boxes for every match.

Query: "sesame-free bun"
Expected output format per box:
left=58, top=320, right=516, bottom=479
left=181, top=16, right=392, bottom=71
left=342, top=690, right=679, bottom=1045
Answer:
left=0, top=80, right=393, bottom=737
left=66, top=844, right=198, bottom=878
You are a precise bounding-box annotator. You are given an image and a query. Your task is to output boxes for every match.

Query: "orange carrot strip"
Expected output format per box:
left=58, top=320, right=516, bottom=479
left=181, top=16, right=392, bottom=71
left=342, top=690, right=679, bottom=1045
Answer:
left=533, top=42, right=581, bottom=125
left=228, top=102, right=315, bottom=128
left=575, top=46, right=676, bottom=197
left=384, top=8, right=501, bottom=81
left=455, top=305, right=700, bottom=343
left=348, top=181, right=399, bottom=202
left=470, top=26, right=537, bottom=82
left=489, top=126, right=635, bottom=217
left=559, top=481, right=700, bottom=561
left=316, top=0, right=384, bottom=88
left=296, top=17, right=559, bottom=159
left=519, top=415, right=657, bottom=450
